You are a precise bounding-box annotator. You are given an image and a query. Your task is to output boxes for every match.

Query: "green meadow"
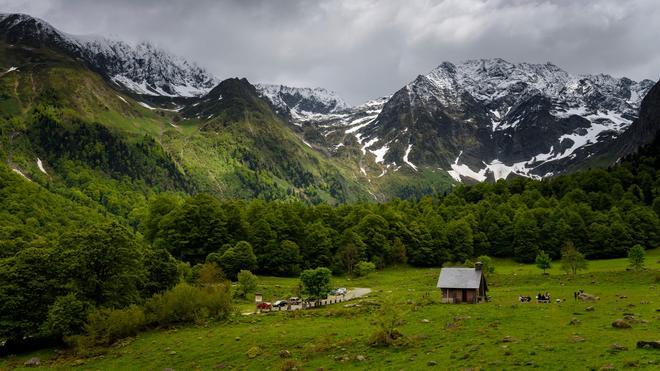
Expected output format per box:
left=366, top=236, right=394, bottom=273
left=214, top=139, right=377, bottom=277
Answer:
left=2, top=250, right=659, bottom=370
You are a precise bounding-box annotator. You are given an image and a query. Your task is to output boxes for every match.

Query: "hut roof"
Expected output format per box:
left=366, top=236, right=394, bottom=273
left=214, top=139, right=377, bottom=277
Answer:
left=436, top=268, right=483, bottom=289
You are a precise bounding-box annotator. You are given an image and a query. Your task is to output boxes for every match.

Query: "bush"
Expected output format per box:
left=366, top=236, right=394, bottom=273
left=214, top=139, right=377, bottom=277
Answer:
left=72, top=282, right=232, bottom=351
left=144, top=282, right=232, bottom=326
left=196, top=262, right=225, bottom=286
left=354, top=261, right=376, bottom=277
left=236, top=270, right=258, bottom=298
left=369, top=295, right=407, bottom=347
left=628, top=244, right=645, bottom=271
left=43, top=294, right=89, bottom=337
left=79, top=305, right=146, bottom=347
left=476, top=255, right=495, bottom=275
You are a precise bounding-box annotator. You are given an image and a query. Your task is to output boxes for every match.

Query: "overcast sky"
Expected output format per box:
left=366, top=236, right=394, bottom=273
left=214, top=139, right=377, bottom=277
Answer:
left=2, top=0, right=659, bottom=104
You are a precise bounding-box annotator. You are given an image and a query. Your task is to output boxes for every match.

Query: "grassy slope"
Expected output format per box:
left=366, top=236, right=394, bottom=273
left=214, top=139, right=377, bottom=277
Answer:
left=4, top=250, right=658, bottom=370
left=0, top=42, right=381, bottom=204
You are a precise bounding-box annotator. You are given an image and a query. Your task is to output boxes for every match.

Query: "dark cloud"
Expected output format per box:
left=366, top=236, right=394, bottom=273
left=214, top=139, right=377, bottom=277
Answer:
left=1, top=0, right=658, bottom=103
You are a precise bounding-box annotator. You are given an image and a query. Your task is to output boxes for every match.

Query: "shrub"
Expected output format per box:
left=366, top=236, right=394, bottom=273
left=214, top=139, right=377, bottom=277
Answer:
left=79, top=305, right=146, bottom=347
left=72, top=282, right=232, bottom=352
left=560, top=241, right=587, bottom=275
left=369, top=295, right=407, bottom=347
left=144, top=282, right=232, bottom=326
left=43, top=294, right=89, bottom=337
left=354, top=261, right=376, bottom=277
left=535, top=250, right=552, bottom=274
left=196, top=262, right=225, bottom=286
left=627, top=244, right=645, bottom=271
left=236, top=270, right=258, bottom=298
left=476, top=255, right=495, bottom=275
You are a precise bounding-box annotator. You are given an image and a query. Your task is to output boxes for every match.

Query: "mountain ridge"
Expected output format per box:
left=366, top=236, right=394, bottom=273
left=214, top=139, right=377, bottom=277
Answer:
left=274, top=58, right=655, bottom=184
left=0, top=13, right=218, bottom=97
left=1, top=12, right=658, bottom=201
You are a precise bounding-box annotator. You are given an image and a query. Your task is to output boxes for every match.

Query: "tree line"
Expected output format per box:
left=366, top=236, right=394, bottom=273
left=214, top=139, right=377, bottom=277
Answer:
left=143, top=155, right=659, bottom=277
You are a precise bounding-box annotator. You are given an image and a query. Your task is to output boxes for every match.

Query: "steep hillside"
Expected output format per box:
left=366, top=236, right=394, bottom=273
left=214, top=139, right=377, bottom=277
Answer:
left=608, top=80, right=660, bottom=160
left=0, top=36, right=373, bottom=205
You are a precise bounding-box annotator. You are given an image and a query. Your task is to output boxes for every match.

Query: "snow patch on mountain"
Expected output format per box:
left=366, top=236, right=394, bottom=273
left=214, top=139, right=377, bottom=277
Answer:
left=138, top=101, right=156, bottom=110
left=116, top=94, right=128, bottom=104
left=11, top=168, right=31, bottom=182
left=36, top=158, right=47, bottom=175
left=256, top=84, right=349, bottom=121
left=403, top=144, right=417, bottom=171
left=371, top=144, right=389, bottom=164
left=75, top=36, right=218, bottom=97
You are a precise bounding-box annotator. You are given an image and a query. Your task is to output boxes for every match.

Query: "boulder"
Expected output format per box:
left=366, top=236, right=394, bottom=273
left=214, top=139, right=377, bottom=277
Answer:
left=585, top=306, right=594, bottom=312
left=612, top=319, right=631, bottom=329
left=355, top=355, right=366, bottom=361
left=610, top=343, right=628, bottom=351
left=571, top=335, right=585, bottom=343
left=569, top=318, right=581, bottom=325
left=23, top=357, right=41, bottom=367
left=246, top=346, right=262, bottom=359
left=498, top=336, right=515, bottom=343
left=279, top=350, right=291, bottom=358
left=427, top=360, right=437, bottom=366
left=636, top=340, right=660, bottom=349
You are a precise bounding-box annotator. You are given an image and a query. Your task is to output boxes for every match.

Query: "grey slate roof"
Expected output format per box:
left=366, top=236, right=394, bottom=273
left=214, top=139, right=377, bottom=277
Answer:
left=436, top=268, right=482, bottom=289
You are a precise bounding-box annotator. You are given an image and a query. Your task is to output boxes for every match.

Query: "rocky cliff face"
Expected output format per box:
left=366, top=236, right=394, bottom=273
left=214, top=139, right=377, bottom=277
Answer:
left=608, top=80, right=660, bottom=160
left=268, top=58, right=654, bottom=182
left=255, top=84, right=349, bottom=123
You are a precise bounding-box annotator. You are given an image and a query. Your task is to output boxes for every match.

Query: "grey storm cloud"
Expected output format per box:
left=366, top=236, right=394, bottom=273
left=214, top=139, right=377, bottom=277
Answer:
left=1, top=0, right=659, bottom=104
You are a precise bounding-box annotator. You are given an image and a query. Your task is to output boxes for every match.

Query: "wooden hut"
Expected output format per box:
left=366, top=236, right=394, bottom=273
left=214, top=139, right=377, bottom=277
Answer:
left=436, top=262, right=488, bottom=303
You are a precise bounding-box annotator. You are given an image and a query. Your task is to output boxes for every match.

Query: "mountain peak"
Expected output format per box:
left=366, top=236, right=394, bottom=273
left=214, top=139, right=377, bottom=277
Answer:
left=256, top=83, right=349, bottom=121
left=0, top=12, right=217, bottom=97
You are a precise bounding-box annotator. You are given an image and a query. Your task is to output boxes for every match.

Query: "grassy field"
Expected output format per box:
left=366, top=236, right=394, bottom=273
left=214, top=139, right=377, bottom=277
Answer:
left=2, top=250, right=659, bottom=370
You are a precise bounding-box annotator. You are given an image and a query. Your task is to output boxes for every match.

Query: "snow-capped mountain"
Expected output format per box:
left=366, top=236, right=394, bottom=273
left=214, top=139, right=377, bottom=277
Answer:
left=0, top=13, right=217, bottom=97
left=255, top=84, right=349, bottom=123
left=299, top=58, right=654, bottom=182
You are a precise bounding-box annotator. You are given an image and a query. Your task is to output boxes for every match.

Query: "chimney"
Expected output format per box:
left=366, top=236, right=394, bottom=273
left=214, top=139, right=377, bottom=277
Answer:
left=475, top=262, right=483, bottom=271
